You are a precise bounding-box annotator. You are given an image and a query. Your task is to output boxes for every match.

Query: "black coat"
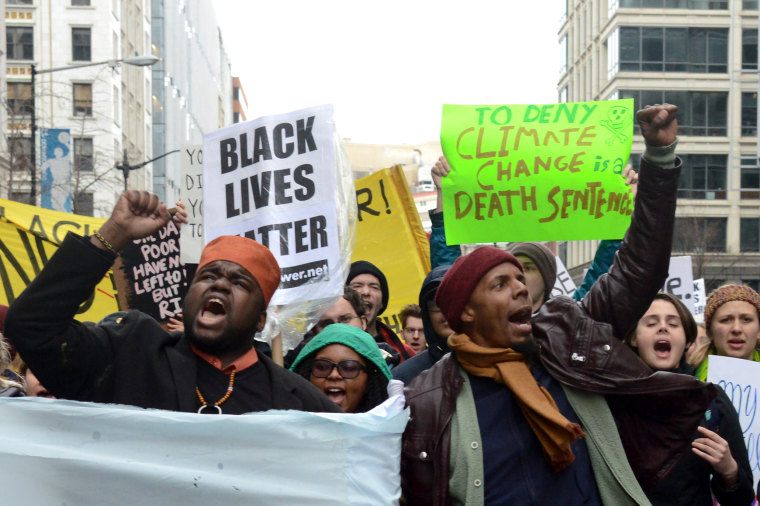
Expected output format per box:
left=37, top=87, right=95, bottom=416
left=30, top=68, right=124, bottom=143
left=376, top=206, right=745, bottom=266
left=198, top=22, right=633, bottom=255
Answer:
left=5, top=233, right=340, bottom=414
left=645, top=386, right=755, bottom=506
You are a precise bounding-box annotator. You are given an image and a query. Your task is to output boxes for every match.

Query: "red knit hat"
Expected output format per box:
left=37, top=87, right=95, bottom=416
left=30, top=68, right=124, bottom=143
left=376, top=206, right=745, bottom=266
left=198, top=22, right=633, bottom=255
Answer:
left=197, top=236, right=281, bottom=306
left=435, top=246, right=523, bottom=333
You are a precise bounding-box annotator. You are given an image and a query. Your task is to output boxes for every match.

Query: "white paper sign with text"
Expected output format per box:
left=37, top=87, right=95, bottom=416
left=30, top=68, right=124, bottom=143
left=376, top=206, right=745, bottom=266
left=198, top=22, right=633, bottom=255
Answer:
left=664, top=255, right=695, bottom=313
left=707, top=355, right=760, bottom=487
left=551, top=255, right=577, bottom=298
left=202, top=105, right=342, bottom=305
left=180, top=144, right=204, bottom=264
left=693, top=278, right=706, bottom=317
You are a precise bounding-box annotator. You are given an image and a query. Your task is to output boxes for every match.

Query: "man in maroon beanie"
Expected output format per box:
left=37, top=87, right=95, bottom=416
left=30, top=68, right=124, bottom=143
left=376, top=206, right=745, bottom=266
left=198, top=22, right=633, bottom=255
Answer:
left=5, top=191, right=339, bottom=414
left=400, top=104, right=717, bottom=505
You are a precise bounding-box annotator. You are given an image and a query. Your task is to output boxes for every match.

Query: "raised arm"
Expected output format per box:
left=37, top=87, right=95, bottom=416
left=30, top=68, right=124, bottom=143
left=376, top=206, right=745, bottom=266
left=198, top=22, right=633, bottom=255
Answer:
left=4, top=191, right=187, bottom=399
left=429, top=156, right=462, bottom=269
left=580, top=104, right=680, bottom=338
left=572, top=164, right=637, bottom=301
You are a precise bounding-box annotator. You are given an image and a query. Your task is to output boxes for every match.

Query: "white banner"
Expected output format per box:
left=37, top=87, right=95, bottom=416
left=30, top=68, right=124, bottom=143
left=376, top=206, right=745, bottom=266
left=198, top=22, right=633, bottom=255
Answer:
left=707, top=355, right=760, bottom=487
left=0, top=395, right=407, bottom=505
left=202, top=105, right=342, bottom=306
left=663, top=255, right=695, bottom=313
left=180, top=144, right=204, bottom=265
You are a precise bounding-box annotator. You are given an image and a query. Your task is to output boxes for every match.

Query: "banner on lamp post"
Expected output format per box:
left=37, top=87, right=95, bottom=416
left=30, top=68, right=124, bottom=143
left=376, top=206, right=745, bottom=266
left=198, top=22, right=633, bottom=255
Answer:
left=39, top=128, right=72, bottom=213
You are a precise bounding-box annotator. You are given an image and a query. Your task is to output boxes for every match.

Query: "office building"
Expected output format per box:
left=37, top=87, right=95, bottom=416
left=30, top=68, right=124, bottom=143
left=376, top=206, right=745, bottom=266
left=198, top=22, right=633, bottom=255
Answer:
left=560, top=0, right=760, bottom=291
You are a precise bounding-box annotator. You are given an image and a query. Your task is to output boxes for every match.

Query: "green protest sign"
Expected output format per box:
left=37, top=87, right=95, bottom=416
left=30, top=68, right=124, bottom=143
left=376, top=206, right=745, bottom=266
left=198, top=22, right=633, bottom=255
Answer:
left=440, top=99, right=634, bottom=244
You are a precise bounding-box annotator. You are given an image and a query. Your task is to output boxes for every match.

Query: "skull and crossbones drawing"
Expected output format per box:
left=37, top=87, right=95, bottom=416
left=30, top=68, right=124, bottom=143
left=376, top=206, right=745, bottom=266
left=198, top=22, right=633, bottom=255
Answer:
left=600, top=106, right=631, bottom=145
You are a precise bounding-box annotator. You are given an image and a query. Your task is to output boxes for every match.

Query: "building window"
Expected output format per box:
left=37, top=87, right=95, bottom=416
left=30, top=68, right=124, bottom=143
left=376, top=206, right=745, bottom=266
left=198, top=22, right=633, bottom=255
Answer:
left=9, top=136, right=32, bottom=172
left=11, top=191, right=33, bottom=205
left=73, top=83, right=93, bottom=116
left=741, top=157, right=760, bottom=198
left=74, top=138, right=94, bottom=171
left=677, top=154, right=726, bottom=199
left=72, top=0, right=92, bottom=5
left=741, top=218, right=760, bottom=252
left=619, top=27, right=727, bottom=73
left=73, top=192, right=94, bottom=216
left=7, top=0, right=33, bottom=4
left=620, top=90, right=727, bottom=136
left=6, top=26, right=33, bottom=61
left=744, top=0, right=758, bottom=9
left=72, top=28, right=91, bottom=61
left=673, top=217, right=727, bottom=253
left=620, top=0, right=727, bottom=8
left=607, top=29, right=620, bottom=79
left=743, top=29, right=758, bottom=71
left=7, top=82, right=33, bottom=116
left=742, top=92, right=757, bottom=136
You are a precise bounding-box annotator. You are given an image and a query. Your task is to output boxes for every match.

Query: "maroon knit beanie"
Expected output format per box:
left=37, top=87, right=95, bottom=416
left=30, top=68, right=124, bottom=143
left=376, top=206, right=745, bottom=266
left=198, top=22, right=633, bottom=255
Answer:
left=0, top=304, right=7, bottom=333
left=435, top=246, right=523, bottom=333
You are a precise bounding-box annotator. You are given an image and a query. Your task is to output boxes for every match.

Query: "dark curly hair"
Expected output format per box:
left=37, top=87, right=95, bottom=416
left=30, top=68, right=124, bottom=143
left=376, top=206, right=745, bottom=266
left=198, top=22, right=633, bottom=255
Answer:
left=294, top=353, right=389, bottom=413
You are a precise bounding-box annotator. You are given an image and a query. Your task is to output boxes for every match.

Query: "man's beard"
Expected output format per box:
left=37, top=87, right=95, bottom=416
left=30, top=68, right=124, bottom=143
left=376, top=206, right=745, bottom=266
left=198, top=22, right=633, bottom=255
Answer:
left=185, top=324, right=255, bottom=357
left=512, top=337, right=539, bottom=358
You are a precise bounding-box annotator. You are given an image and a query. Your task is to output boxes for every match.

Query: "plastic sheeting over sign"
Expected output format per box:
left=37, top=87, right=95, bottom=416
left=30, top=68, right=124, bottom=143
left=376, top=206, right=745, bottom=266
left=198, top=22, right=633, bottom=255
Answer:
left=0, top=395, right=407, bottom=505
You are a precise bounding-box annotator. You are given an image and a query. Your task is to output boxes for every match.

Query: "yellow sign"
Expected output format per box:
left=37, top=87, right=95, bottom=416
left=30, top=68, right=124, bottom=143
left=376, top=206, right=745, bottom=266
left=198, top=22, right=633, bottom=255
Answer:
left=352, top=166, right=430, bottom=336
left=0, top=198, right=120, bottom=321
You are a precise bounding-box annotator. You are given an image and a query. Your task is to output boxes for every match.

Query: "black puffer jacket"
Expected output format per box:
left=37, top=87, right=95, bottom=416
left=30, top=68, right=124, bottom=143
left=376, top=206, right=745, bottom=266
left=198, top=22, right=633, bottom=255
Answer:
left=392, top=265, right=449, bottom=384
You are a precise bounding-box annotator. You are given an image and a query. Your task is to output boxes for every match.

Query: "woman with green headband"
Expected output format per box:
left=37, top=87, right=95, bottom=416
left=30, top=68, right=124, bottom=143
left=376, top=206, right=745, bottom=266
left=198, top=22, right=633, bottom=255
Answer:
left=689, top=284, right=760, bottom=380
left=290, top=324, right=391, bottom=413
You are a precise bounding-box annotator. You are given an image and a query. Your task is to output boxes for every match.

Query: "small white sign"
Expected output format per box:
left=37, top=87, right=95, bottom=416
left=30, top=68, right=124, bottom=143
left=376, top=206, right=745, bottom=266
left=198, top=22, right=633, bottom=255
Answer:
left=551, top=255, right=577, bottom=298
left=179, top=144, right=204, bottom=265
left=693, top=278, right=706, bottom=317
left=663, top=256, right=695, bottom=313
left=706, top=355, right=760, bottom=487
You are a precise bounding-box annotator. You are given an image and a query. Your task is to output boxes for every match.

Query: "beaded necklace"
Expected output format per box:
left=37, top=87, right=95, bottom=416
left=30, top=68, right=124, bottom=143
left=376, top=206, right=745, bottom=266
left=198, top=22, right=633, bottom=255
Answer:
left=196, top=369, right=236, bottom=414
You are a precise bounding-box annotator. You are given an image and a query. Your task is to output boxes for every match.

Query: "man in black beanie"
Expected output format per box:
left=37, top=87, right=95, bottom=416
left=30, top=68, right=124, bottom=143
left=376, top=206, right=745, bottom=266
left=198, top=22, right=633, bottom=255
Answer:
left=347, top=260, right=414, bottom=363
left=507, top=242, right=557, bottom=313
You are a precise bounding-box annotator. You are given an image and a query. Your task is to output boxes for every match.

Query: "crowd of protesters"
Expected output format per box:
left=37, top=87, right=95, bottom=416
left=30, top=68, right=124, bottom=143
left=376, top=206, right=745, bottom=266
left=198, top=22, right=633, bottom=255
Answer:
left=2, top=103, right=760, bottom=504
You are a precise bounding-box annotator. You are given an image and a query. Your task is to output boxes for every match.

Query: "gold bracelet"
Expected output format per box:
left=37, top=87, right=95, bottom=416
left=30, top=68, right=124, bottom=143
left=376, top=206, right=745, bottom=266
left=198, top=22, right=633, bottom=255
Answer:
left=93, top=230, right=118, bottom=257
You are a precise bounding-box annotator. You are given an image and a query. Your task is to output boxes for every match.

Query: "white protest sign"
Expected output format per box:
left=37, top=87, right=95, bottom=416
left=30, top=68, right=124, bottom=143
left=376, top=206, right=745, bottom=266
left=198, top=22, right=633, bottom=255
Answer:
left=0, top=396, right=407, bottom=505
left=180, top=144, right=204, bottom=264
left=551, top=255, right=577, bottom=298
left=706, top=355, right=760, bottom=486
left=663, top=255, right=695, bottom=313
left=693, top=278, right=706, bottom=317
left=202, top=105, right=342, bottom=306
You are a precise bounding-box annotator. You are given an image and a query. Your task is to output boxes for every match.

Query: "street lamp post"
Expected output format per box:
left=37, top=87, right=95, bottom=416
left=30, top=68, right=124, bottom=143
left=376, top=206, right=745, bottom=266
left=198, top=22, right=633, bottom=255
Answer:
left=29, top=55, right=160, bottom=204
left=116, top=149, right=180, bottom=191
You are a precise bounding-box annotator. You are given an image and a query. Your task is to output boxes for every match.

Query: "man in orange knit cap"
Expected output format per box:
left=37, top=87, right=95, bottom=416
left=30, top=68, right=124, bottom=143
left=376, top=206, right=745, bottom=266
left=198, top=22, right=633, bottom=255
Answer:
left=400, top=105, right=718, bottom=505
left=5, top=190, right=339, bottom=414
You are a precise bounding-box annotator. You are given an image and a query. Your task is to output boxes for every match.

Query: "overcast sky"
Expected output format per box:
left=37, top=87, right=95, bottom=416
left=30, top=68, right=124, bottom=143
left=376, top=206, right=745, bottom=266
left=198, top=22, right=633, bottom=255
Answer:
left=214, top=1, right=563, bottom=144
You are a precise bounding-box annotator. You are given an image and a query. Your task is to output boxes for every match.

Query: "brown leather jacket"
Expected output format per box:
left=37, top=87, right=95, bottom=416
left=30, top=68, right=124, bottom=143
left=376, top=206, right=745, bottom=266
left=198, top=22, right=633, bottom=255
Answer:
left=401, top=158, right=716, bottom=505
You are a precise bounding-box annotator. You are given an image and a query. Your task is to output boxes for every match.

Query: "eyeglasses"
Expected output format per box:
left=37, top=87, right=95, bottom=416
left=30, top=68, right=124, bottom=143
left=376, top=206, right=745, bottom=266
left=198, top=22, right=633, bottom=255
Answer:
left=311, top=358, right=367, bottom=379
left=403, top=327, right=424, bottom=336
left=316, top=314, right=362, bottom=331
